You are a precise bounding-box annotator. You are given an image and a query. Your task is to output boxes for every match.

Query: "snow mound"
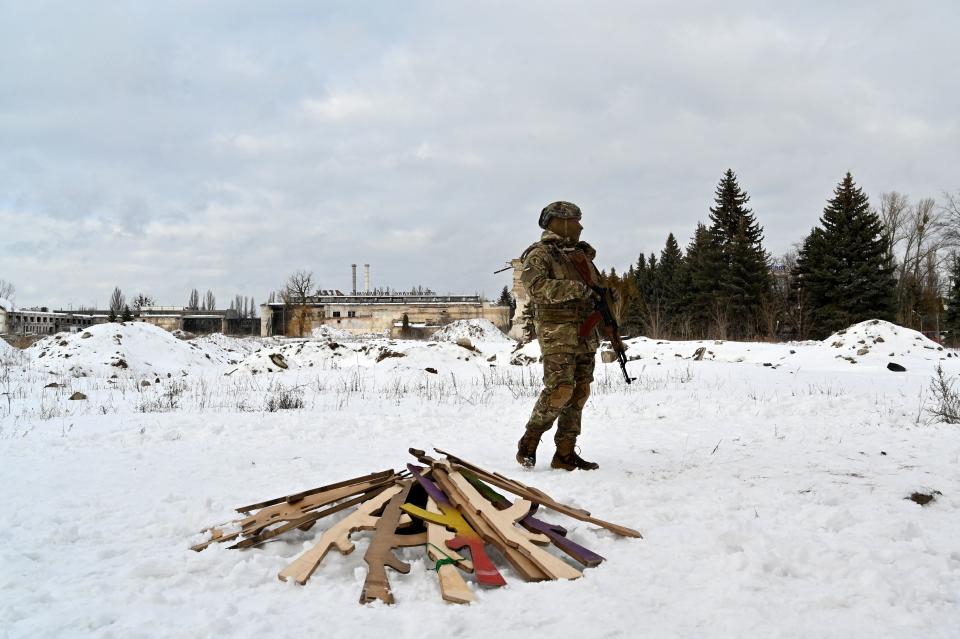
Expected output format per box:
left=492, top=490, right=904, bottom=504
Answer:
left=0, top=297, right=13, bottom=312
left=312, top=325, right=352, bottom=341
left=618, top=335, right=798, bottom=367
left=190, top=333, right=264, bottom=365
left=28, top=322, right=230, bottom=377
left=229, top=335, right=506, bottom=377
left=0, top=338, right=15, bottom=359
left=230, top=340, right=352, bottom=374
left=823, top=319, right=944, bottom=360
left=431, top=319, right=513, bottom=344
left=509, top=339, right=542, bottom=365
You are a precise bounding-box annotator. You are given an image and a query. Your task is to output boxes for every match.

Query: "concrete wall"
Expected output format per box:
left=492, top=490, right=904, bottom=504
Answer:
left=140, top=313, right=253, bottom=335
left=261, top=301, right=509, bottom=337
left=139, top=316, right=183, bottom=332
left=509, top=257, right=530, bottom=340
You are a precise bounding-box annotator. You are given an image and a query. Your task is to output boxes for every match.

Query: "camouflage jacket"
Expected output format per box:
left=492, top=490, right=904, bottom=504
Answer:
left=518, top=230, right=602, bottom=355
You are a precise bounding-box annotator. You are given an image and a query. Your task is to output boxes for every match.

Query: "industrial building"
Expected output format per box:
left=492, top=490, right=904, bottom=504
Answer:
left=0, top=302, right=257, bottom=338
left=260, top=264, right=509, bottom=337
left=135, top=307, right=258, bottom=335
left=0, top=304, right=99, bottom=336
left=3, top=264, right=508, bottom=340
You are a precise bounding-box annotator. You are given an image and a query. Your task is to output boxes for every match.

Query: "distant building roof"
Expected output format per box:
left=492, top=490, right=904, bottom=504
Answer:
left=264, top=293, right=483, bottom=306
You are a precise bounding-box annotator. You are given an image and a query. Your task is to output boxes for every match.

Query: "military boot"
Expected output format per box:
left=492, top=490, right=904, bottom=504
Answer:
left=516, top=432, right=540, bottom=469
left=550, top=439, right=599, bottom=471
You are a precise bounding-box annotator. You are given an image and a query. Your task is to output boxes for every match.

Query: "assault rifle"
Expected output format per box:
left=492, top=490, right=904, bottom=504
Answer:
left=569, top=253, right=634, bottom=384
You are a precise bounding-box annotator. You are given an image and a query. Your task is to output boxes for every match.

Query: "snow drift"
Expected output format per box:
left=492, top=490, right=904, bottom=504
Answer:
left=228, top=336, right=505, bottom=377
left=822, top=319, right=944, bottom=360
left=28, top=322, right=232, bottom=377
left=431, top=319, right=513, bottom=344
left=1, top=317, right=959, bottom=637
left=0, top=337, right=15, bottom=360
left=312, top=325, right=353, bottom=341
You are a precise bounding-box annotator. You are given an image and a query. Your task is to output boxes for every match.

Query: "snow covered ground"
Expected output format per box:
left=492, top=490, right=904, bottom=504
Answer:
left=1, top=320, right=959, bottom=638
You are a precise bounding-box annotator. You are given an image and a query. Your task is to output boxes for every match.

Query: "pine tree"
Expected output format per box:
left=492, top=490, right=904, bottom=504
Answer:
left=620, top=264, right=643, bottom=336
left=795, top=172, right=896, bottom=338
left=121, top=304, right=133, bottom=322
left=636, top=253, right=668, bottom=337
left=944, top=253, right=960, bottom=346
left=132, top=293, right=153, bottom=311
left=624, top=255, right=648, bottom=336
left=678, top=224, right=716, bottom=337
left=658, top=233, right=684, bottom=328
left=497, top=285, right=512, bottom=306
left=497, top=285, right=516, bottom=325
left=707, top=169, right=769, bottom=338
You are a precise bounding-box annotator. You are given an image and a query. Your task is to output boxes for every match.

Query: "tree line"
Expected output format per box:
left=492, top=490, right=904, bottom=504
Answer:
left=608, top=170, right=960, bottom=343
left=502, top=170, right=960, bottom=344
left=103, top=287, right=259, bottom=322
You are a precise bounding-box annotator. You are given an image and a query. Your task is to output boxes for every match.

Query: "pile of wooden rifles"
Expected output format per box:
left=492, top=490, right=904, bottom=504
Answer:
left=192, top=448, right=642, bottom=605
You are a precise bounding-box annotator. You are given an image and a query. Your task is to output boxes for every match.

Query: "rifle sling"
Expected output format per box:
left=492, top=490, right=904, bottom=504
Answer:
left=568, top=251, right=605, bottom=338
left=579, top=311, right=602, bottom=338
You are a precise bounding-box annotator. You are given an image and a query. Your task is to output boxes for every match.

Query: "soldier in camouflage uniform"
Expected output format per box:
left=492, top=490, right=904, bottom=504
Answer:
left=516, top=201, right=603, bottom=471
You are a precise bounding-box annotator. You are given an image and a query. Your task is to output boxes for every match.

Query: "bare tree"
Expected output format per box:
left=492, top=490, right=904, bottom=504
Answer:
left=281, top=270, right=316, bottom=337
left=109, top=287, right=125, bottom=321
left=910, top=198, right=942, bottom=276
left=771, top=249, right=803, bottom=340
left=187, top=288, right=200, bottom=310
left=895, top=197, right=950, bottom=327
left=643, top=296, right=667, bottom=339
left=709, top=299, right=730, bottom=340
left=284, top=270, right=315, bottom=305
left=204, top=290, right=216, bottom=311
left=941, top=190, right=960, bottom=250
left=880, top=191, right=911, bottom=265
left=0, top=279, right=14, bottom=301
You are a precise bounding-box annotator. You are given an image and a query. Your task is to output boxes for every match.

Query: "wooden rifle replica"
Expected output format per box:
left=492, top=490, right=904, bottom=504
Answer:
left=568, top=251, right=635, bottom=384
left=190, top=448, right=641, bottom=605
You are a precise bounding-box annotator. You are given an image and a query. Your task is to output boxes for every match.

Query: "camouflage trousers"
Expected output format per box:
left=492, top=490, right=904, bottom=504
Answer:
left=523, top=351, right=596, bottom=444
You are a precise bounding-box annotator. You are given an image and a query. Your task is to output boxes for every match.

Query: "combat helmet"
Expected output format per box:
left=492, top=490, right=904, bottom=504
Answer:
left=538, top=201, right=582, bottom=229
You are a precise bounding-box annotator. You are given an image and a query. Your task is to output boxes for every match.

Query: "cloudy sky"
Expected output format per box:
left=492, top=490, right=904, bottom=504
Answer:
left=1, top=1, right=958, bottom=309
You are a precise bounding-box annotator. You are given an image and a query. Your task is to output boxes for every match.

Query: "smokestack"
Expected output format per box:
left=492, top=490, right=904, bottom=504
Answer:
left=351, top=264, right=357, bottom=295
left=364, top=264, right=370, bottom=294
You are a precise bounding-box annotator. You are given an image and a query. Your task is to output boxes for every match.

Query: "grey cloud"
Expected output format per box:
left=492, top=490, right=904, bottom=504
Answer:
left=1, top=1, right=958, bottom=308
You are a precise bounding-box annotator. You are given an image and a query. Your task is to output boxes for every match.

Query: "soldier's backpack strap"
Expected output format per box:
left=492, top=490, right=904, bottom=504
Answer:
left=519, top=241, right=543, bottom=262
